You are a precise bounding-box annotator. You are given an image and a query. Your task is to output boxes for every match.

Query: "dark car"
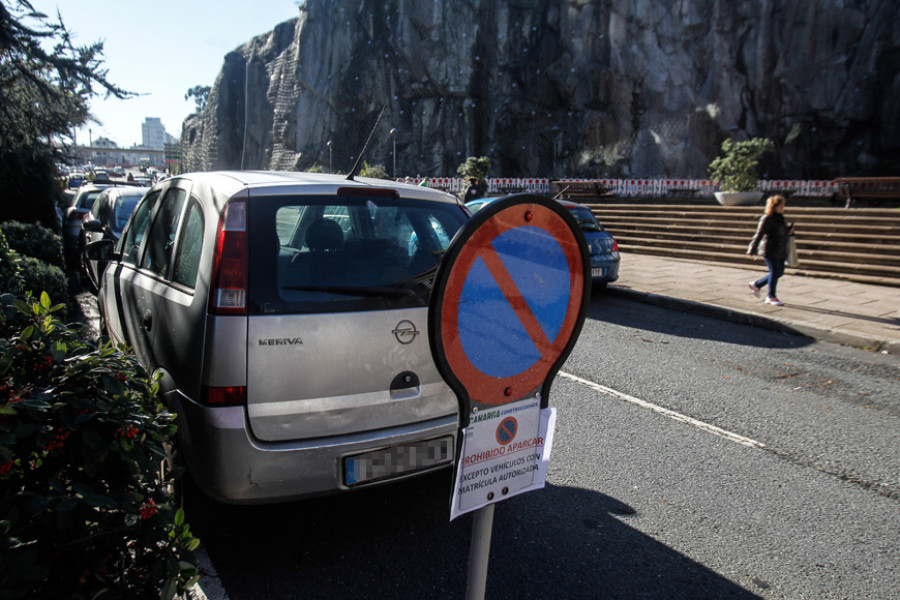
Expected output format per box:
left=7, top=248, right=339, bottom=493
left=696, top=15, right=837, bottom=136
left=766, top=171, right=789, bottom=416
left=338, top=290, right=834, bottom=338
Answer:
left=81, top=185, right=146, bottom=285
left=465, top=196, right=620, bottom=289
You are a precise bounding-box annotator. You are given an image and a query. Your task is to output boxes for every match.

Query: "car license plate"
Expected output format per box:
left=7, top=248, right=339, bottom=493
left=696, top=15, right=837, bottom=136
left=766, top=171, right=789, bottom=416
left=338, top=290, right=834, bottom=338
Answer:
left=344, top=436, right=453, bottom=486
left=591, top=267, right=607, bottom=278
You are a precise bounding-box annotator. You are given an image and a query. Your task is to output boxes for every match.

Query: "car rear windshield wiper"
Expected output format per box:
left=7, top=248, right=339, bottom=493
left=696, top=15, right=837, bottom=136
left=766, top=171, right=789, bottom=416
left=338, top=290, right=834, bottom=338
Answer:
left=281, top=284, right=414, bottom=297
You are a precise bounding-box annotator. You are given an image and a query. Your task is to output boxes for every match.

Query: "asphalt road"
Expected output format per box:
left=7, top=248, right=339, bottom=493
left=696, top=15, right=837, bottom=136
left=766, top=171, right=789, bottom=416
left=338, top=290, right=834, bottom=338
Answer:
left=185, top=295, right=900, bottom=600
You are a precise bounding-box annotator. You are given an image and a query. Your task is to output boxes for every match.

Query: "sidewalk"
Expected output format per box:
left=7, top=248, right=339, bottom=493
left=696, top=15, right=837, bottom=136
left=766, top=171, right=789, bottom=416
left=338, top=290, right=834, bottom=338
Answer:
left=606, top=252, right=900, bottom=354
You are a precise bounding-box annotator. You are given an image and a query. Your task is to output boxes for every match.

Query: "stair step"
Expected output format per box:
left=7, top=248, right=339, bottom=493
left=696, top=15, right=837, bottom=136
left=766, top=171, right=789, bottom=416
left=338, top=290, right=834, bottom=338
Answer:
left=616, top=235, right=898, bottom=262
left=607, top=230, right=900, bottom=254
left=602, top=221, right=900, bottom=241
left=592, top=203, right=900, bottom=287
left=623, top=245, right=900, bottom=281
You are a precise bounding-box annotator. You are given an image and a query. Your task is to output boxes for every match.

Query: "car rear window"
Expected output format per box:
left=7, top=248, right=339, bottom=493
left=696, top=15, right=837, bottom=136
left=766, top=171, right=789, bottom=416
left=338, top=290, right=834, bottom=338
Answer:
left=568, top=206, right=604, bottom=231
left=247, top=194, right=467, bottom=314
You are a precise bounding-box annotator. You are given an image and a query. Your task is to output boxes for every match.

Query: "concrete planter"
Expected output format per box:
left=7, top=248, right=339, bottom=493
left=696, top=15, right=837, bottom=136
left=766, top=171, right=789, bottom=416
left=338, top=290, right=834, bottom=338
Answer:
left=714, top=191, right=763, bottom=206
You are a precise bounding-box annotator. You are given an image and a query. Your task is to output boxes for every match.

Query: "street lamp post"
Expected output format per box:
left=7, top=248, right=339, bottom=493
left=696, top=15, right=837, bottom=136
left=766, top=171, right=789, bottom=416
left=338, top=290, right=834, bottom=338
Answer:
left=88, top=128, right=93, bottom=166
left=390, top=128, right=397, bottom=178
left=327, top=140, right=333, bottom=173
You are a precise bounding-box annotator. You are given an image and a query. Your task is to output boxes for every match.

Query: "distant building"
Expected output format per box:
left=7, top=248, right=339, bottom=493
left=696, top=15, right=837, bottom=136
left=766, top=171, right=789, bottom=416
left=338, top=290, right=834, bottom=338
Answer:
left=142, top=117, right=168, bottom=150
left=91, top=136, right=118, bottom=165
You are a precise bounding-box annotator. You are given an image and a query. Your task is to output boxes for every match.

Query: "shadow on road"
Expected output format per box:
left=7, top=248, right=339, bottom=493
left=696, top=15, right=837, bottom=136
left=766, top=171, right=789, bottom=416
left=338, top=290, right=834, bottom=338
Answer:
left=588, top=292, right=814, bottom=350
left=187, top=470, right=759, bottom=600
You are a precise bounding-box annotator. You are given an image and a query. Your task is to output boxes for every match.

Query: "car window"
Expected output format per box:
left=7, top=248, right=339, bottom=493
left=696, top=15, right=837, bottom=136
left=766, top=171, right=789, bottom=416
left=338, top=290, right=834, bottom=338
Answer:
left=112, top=195, right=141, bottom=235
left=90, top=190, right=111, bottom=221
left=172, top=199, right=204, bottom=288
left=567, top=206, right=603, bottom=231
left=119, top=190, right=161, bottom=265
left=247, top=195, right=467, bottom=315
left=75, top=190, right=102, bottom=210
left=141, top=188, right=186, bottom=278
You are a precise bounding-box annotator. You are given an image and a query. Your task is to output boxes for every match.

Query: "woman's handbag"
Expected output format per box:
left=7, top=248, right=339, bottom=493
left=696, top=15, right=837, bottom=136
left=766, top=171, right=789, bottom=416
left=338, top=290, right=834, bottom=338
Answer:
left=786, top=236, right=799, bottom=266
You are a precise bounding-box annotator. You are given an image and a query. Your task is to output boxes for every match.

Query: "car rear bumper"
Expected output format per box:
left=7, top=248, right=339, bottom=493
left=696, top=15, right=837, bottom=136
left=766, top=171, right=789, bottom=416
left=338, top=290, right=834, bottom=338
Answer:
left=590, top=255, right=620, bottom=283
left=170, top=389, right=458, bottom=505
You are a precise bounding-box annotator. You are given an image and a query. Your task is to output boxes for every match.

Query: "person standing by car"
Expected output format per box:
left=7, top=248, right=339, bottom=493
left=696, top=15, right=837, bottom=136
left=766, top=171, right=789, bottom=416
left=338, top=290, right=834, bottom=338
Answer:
left=747, top=194, right=794, bottom=306
left=462, top=177, right=484, bottom=202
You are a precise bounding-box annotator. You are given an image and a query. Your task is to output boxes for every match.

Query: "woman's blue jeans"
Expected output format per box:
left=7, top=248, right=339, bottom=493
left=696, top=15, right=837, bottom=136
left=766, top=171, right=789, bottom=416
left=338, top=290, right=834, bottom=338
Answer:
left=754, top=258, right=785, bottom=298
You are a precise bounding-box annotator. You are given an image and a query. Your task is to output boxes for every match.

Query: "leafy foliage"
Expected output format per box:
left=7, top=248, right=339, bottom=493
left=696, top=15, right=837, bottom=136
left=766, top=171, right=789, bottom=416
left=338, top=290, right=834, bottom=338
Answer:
left=0, top=221, right=64, bottom=271
left=0, top=0, right=131, bottom=149
left=0, top=292, right=199, bottom=600
left=16, top=257, right=67, bottom=313
left=360, top=161, right=389, bottom=179
left=0, top=0, right=132, bottom=229
left=708, top=138, right=775, bottom=192
left=456, top=156, right=492, bottom=181
left=184, top=85, right=211, bottom=113
left=0, top=230, right=24, bottom=297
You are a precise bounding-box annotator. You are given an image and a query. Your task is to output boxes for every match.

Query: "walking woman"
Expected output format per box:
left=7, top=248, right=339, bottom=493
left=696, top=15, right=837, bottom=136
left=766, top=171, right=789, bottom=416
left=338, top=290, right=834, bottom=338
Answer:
left=747, top=194, right=794, bottom=306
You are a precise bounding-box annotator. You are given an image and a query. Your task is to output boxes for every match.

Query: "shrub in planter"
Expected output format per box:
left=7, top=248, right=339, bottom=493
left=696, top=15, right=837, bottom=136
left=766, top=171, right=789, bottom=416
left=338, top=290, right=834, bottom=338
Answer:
left=0, top=221, right=65, bottom=272
left=0, top=292, right=199, bottom=600
left=708, top=137, right=775, bottom=193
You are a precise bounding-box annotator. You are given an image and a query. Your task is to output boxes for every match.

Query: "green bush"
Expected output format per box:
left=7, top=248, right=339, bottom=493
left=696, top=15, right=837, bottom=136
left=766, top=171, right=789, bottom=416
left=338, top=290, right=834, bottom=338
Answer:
left=360, top=162, right=390, bottom=179
left=0, top=292, right=199, bottom=600
left=17, top=257, right=67, bottom=317
left=456, top=156, right=492, bottom=181
left=0, top=230, right=24, bottom=296
left=0, top=221, right=65, bottom=271
left=708, top=137, right=775, bottom=192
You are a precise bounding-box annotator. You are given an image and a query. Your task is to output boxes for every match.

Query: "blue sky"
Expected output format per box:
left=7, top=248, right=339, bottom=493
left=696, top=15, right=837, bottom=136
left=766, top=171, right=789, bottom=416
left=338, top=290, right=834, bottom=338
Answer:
left=28, top=1, right=301, bottom=148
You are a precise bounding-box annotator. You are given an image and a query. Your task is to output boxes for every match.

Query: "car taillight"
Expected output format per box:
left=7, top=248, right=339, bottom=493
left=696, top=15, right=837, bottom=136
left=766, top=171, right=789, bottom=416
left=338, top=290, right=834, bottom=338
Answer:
left=612, top=239, right=619, bottom=252
left=208, top=199, right=248, bottom=315
left=201, top=385, right=247, bottom=407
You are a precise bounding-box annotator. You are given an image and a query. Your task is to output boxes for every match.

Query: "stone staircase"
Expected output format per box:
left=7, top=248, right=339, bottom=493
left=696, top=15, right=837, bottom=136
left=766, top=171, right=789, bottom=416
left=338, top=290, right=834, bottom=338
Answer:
left=585, top=204, right=900, bottom=287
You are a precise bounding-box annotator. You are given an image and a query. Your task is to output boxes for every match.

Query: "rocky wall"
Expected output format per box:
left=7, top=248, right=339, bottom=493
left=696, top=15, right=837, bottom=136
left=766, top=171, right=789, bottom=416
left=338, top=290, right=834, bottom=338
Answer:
left=181, top=0, right=900, bottom=179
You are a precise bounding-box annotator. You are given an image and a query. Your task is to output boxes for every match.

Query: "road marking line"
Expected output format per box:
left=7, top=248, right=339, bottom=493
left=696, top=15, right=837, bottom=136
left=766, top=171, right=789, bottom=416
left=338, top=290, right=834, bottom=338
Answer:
left=558, top=371, right=766, bottom=449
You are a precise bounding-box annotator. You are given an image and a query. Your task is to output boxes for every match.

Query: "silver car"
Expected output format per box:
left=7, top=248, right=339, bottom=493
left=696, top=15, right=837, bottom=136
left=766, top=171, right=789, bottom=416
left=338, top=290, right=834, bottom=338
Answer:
left=85, top=171, right=469, bottom=504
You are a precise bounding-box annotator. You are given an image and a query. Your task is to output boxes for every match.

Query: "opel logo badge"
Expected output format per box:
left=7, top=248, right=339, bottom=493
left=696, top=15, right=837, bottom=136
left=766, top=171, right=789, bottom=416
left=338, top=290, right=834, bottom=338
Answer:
left=393, top=320, right=420, bottom=344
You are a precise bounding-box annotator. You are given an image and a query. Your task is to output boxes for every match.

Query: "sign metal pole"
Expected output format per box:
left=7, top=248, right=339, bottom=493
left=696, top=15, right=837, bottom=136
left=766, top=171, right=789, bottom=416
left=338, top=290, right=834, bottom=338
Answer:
left=465, top=504, right=495, bottom=600
left=428, top=194, right=590, bottom=600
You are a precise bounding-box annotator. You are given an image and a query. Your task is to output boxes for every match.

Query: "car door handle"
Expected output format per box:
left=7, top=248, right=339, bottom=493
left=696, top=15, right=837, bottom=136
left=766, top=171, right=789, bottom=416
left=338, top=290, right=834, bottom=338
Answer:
left=142, top=309, right=152, bottom=332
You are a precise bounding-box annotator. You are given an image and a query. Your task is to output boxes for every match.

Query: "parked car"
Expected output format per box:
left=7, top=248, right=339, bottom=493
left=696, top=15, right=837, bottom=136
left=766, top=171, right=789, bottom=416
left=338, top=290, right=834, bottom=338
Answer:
left=80, top=185, right=146, bottom=285
left=465, top=196, right=620, bottom=288
left=84, top=171, right=470, bottom=504
left=63, top=184, right=113, bottom=271
left=67, top=172, right=85, bottom=189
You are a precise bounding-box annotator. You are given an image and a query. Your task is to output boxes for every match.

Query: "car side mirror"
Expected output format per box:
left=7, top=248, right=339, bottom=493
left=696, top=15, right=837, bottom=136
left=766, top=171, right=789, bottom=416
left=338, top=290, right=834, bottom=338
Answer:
left=83, top=238, right=118, bottom=262
left=82, top=219, right=103, bottom=232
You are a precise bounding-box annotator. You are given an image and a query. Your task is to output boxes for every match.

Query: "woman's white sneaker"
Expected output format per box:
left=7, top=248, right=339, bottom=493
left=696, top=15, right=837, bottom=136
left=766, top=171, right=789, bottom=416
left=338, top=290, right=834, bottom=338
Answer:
left=765, top=297, right=784, bottom=306
left=748, top=282, right=761, bottom=298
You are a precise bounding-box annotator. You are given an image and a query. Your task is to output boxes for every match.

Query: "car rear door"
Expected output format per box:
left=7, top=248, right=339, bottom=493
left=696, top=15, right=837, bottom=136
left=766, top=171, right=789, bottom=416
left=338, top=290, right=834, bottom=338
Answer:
left=243, top=195, right=465, bottom=442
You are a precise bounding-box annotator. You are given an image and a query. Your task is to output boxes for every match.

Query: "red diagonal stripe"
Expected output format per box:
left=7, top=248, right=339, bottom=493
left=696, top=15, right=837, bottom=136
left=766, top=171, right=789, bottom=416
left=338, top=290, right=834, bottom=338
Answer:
left=478, top=245, right=552, bottom=355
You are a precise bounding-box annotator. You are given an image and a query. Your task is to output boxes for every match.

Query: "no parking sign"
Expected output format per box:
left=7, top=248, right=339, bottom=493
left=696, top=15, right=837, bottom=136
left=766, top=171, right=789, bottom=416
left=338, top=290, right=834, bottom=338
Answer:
left=429, top=194, right=590, bottom=519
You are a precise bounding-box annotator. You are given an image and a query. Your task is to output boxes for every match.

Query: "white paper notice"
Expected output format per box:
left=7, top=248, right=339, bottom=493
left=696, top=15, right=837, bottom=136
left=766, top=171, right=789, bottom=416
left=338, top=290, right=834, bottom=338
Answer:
left=450, top=399, right=556, bottom=520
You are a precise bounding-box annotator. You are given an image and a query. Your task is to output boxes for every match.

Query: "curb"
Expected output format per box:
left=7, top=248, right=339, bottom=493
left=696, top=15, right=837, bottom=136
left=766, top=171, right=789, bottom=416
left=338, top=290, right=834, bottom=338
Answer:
left=605, top=286, right=897, bottom=355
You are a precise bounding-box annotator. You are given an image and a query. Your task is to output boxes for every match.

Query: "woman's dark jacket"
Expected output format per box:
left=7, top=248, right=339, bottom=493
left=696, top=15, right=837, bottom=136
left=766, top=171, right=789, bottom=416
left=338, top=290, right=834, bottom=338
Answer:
left=747, top=213, right=791, bottom=260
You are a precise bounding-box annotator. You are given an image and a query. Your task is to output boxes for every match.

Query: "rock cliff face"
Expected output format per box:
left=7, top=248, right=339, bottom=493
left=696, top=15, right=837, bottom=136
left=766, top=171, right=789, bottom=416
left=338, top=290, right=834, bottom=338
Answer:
left=181, top=0, right=899, bottom=179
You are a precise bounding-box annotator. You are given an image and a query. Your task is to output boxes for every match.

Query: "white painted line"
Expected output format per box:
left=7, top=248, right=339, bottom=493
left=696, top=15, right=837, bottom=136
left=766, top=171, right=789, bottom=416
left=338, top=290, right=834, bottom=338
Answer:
left=558, top=371, right=766, bottom=450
